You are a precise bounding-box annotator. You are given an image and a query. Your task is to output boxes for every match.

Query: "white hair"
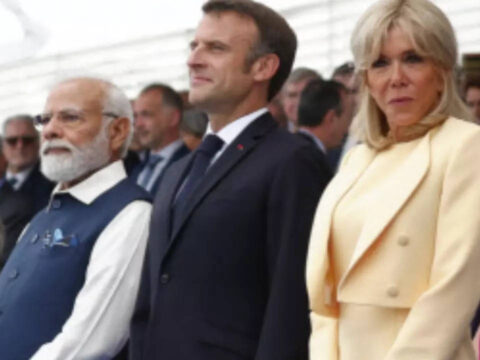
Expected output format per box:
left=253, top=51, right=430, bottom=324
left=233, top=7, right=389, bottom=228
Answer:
left=102, top=82, right=134, bottom=157
left=53, top=76, right=134, bottom=157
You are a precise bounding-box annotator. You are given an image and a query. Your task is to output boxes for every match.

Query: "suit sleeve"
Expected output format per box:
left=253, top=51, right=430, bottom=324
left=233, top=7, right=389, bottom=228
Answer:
left=385, top=131, right=480, bottom=359
left=254, top=144, right=330, bottom=360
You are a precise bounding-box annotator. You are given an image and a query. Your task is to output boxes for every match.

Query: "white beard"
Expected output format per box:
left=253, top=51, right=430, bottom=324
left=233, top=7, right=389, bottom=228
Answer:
left=40, top=127, right=110, bottom=184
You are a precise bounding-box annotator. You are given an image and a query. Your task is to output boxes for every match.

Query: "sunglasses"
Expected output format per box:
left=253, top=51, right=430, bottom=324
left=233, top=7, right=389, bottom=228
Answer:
left=4, top=136, right=37, bottom=146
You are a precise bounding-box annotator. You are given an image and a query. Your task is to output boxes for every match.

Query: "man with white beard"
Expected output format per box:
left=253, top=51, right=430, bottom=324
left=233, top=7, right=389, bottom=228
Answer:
left=0, top=77, right=152, bottom=360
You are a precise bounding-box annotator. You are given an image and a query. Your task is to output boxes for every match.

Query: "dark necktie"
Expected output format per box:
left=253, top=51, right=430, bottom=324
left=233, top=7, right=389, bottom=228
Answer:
left=172, top=134, right=224, bottom=227
left=7, top=177, right=18, bottom=189
left=139, top=154, right=163, bottom=189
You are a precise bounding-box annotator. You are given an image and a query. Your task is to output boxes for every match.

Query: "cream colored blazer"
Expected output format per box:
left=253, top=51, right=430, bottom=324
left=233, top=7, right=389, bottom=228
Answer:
left=306, top=117, right=480, bottom=360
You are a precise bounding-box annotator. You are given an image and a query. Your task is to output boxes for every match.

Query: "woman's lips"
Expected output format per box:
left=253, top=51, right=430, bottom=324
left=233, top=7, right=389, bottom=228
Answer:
left=389, top=97, right=413, bottom=104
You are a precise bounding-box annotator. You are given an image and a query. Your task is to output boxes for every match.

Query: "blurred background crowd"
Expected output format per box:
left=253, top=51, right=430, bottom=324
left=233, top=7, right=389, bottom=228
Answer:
left=0, top=0, right=478, bottom=270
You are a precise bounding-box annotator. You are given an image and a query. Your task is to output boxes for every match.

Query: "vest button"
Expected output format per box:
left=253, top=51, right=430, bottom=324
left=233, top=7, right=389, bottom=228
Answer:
left=160, top=273, right=170, bottom=284
left=9, top=269, right=19, bottom=280
left=52, top=199, right=61, bottom=209
left=31, top=233, right=39, bottom=244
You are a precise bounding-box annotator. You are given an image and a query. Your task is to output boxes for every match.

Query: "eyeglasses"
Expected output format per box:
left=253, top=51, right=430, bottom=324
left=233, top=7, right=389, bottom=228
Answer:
left=4, top=135, right=37, bottom=147
left=34, top=110, right=119, bottom=128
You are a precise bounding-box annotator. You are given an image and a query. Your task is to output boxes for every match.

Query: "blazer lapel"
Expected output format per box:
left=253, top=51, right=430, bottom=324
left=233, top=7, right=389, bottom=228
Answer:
left=340, top=132, right=431, bottom=284
left=168, top=113, right=277, bottom=243
left=149, top=155, right=193, bottom=278
left=307, top=145, right=375, bottom=307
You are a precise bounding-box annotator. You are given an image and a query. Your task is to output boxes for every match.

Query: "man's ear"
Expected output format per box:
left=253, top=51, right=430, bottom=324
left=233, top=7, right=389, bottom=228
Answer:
left=323, top=109, right=336, bottom=127
left=252, top=53, right=280, bottom=82
left=108, top=117, right=130, bottom=158
left=168, top=108, right=181, bottom=128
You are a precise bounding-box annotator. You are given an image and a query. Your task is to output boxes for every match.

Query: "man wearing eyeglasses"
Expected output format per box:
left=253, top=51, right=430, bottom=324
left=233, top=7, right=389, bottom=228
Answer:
left=0, top=115, right=54, bottom=268
left=0, top=77, right=152, bottom=360
left=0, top=115, right=53, bottom=209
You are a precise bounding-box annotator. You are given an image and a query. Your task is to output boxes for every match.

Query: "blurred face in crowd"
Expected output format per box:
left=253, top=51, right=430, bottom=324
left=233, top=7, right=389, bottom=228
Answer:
left=465, top=86, right=480, bottom=124
left=187, top=11, right=259, bottom=113
left=0, top=151, right=6, bottom=177
left=366, top=26, right=443, bottom=133
left=2, top=119, right=39, bottom=173
left=333, top=72, right=359, bottom=125
left=331, top=91, right=351, bottom=147
left=282, top=78, right=312, bottom=125
left=39, top=79, right=115, bottom=188
left=134, top=90, right=177, bottom=151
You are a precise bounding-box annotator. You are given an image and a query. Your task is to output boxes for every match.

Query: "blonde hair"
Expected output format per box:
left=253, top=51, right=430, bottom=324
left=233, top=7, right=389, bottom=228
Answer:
left=350, top=0, right=472, bottom=149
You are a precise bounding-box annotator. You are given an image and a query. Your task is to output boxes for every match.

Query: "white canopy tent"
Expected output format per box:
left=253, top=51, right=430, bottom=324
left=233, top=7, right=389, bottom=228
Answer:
left=0, top=0, right=478, bottom=130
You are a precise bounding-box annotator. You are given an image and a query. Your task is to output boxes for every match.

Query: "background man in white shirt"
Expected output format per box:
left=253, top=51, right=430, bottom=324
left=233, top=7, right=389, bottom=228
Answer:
left=0, top=77, right=152, bottom=360
left=133, top=83, right=190, bottom=195
left=130, top=1, right=328, bottom=359
left=280, top=66, right=321, bottom=132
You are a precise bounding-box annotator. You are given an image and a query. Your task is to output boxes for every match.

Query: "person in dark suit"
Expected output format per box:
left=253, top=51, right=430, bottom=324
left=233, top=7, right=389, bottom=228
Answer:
left=132, top=83, right=190, bottom=195
left=0, top=183, right=34, bottom=269
left=0, top=115, right=53, bottom=268
left=129, top=1, right=330, bottom=359
left=296, top=79, right=351, bottom=175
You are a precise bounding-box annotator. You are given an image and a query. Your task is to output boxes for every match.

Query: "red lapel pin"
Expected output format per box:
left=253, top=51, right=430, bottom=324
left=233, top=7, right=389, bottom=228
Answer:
left=237, top=144, right=244, bottom=151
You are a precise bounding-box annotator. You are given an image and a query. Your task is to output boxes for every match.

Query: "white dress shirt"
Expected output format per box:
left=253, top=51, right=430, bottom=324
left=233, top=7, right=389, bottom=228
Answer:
left=6, top=165, right=34, bottom=190
left=30, top=160, right=152, bottom=360
left=205, top=107, right=268, bottom=166
left=137, top=139, right=183, bottom=192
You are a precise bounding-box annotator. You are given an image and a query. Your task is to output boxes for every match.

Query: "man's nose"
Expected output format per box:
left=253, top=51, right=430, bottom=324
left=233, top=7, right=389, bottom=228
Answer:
left=42, top=115, right=63, bottom=140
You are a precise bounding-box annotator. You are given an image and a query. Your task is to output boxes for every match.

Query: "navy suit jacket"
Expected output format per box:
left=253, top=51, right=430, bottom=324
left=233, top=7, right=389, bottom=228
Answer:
left=130, top=113, right=331, bottom=360
left=130, top=144, right=190, bottom=196
left=15, top=163, right=54, bottom=213
left=296, top=132, right=334, bottom=181
left=0, top=163, right=53, bottom=269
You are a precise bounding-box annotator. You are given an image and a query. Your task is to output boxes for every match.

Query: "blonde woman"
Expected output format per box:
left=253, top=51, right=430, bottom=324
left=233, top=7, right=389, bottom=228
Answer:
left=306, top=0, right=480, bottom=359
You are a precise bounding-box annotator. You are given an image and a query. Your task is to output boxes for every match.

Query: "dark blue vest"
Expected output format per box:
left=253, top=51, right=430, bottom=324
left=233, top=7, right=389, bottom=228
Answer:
left=0, top=178, right=151, bottom=360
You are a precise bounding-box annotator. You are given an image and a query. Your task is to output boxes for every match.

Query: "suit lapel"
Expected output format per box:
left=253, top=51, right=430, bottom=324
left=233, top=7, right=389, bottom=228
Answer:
left=340, top=132, right=431, bottom=284
left=151, top=145, right=190, bottom=195
left=149, top=154, right=193, bottom=279
left=168, top=113, right=277, bottom=243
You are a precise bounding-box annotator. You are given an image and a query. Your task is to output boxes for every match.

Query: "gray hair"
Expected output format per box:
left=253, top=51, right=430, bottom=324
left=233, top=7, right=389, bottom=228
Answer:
left=180, top=110, right=208, bottom=138
left=53, top=77, right=134, bottom=158
left=2, top=114, right=38, bottom=136
left=286, top=67, right=321, bottom=85
left=102, top=82, right=133, bottom=157
left=350, top=0, right=472, bottom=149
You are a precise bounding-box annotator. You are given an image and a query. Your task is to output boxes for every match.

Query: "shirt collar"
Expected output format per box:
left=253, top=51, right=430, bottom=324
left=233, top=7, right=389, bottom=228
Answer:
left=6, top=165, right=35, bottom=189
left=150, top=139, right=183, bottom=160
left=297, top=128, right=327, bottom=154
left=51, top=160, right=126, bottom=205
left=205, top=108, right=268, bottom=147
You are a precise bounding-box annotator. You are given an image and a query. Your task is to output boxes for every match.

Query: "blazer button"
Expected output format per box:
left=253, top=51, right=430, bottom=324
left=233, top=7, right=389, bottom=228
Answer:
left=51, top=199, right=61, bottom=209
left=397, top=236, right=409, bottom=247
left=160, top=273, right=170, bottom=284
left=9, top=269, right=19, bottom=280
left=387, top=285, right=399, bottom=298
